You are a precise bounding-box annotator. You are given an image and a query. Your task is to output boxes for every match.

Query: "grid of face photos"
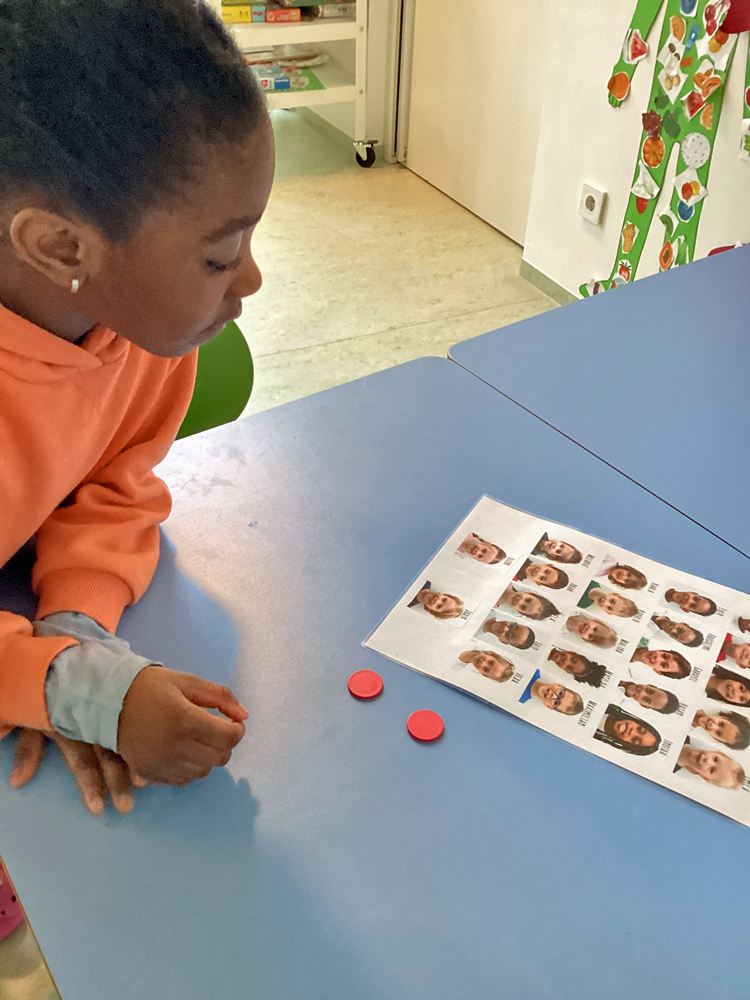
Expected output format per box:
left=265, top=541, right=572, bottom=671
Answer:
left=365, top=496, right=750, bottom=827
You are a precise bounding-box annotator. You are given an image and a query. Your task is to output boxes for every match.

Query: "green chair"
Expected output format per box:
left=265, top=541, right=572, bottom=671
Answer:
left=177, top=320, right=254, bottom=439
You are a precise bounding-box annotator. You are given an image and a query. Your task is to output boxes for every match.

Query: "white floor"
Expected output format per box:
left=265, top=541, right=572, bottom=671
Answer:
left=240, top=109, right=555, bottom=415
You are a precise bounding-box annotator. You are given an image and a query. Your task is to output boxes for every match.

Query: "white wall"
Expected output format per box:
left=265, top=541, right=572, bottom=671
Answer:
left=523, top=1, right=750, bottom=297
left=404, top=0, right=551, bottom=246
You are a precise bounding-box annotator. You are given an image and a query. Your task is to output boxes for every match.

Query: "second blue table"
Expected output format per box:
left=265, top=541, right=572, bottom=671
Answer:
left=450, top=247, right=750, bottom=557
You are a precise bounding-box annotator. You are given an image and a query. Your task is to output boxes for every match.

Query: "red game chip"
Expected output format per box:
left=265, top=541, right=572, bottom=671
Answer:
left=348, top=670, right=384, bottom=700
left=407, top=710, right=444, bottom=743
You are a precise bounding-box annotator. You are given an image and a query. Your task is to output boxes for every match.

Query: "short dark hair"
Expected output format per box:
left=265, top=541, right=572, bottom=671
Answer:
left=0, top=0, right=265, bottom=240
left=516, top=628, right=535, bottom=650
left=597, top=705, right=661, bottom=756
left=581, top=658, right=607, bottom=688
left=668, top=650, right=691, bottom=678
left=685, top=629, right=704, bottom=648
left=528, top=594, right=560, bottom=621
left=547, top=569, right=569, bottom=590
left=656, top=691, right=680, bottom=715
left=697, top=598, right=717, bottom=617
left=719, top=711, right=750, bottom=750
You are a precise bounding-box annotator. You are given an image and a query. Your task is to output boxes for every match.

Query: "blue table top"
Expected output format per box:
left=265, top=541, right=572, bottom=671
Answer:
left=450, top=247, right=750, bottom=558
left=2, top=358, right=750, bottom=1000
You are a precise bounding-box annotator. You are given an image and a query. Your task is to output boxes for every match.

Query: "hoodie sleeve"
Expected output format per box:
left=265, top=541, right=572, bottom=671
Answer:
left=32, top=351, right=197, bottom=632
left=0, top=612, right=77, bottom=731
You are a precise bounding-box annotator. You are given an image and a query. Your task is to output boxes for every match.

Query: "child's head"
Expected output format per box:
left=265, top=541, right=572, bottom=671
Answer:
left=0, top=0, right=273, bottom=356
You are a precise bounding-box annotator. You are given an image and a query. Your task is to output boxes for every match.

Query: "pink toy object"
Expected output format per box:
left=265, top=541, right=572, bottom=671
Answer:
left=0, top=859, right=25, bottom=942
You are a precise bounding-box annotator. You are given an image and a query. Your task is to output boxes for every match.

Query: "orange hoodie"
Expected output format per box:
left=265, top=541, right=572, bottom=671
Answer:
left=0, top=303, right=196, bottom=731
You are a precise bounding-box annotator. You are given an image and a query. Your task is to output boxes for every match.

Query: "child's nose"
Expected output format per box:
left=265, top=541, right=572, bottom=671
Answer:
left=229, top=254, right=262, bottom=299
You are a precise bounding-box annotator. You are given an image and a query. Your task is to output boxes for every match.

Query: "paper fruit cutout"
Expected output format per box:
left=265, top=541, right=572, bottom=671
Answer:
left=659, top=208, right=680, bottom=237
left=660, top=241, right=674, bottom=269
left=740, top=119, right=750, bottom=162
left=684, top=88, right=706, bottom=118
left=632, top=160, right=660, bottom=203
left=624, top=28, right=649, bottom=63
left=662, top=110, right=681, bottom=137
left=674, top=167, right=707, bottom=207
left=673, top=234, right=690, bottom=265
left=642, top=110, right=665, bottom=168
left=703, top=1, right=729, bottom=36
left=643, top=110, right=662, bottom=135
left=701, top=102, right=715, bottom=128
left=659, top=234, right=690, bottom=269
left=671, top=15, right=687, bottom=40
left=685, top=22, right=701, bottom=48
left=659, top=60, right=687, bottom=100
left=696, top=27, right=736, bottom=69
left=608, top=72, right=631, bottom=100
left=682, top=131, right=711, bottom=167
left=694, top=59, right=723, bottom=97
left=622, top=222, right=639, bottom=253
left=581, top=0, right=743, bottom=297
left=644, top=135, right=666, bottom=166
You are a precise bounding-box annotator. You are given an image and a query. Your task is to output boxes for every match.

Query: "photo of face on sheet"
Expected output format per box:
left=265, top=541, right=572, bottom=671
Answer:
left=657, top=584, right=722, bottom=620
left=718, top=634, right=750, bottom=671
left=455, top=532, right=509, bottom=566
left=365, top=496, right=750, bottom=827
left=407, top=578, right=476, bottom=628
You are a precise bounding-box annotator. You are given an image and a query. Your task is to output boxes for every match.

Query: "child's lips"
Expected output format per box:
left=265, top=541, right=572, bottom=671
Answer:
left=204, top=306, right=242, bottom=335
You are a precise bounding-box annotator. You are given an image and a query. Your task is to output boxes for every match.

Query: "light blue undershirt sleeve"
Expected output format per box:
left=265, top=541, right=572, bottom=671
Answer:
left=34, top=612, right=160, bottom=753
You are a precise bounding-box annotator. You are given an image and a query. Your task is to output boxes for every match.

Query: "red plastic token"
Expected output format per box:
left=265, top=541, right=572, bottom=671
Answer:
left=407, top=710, right=444, bottom=743
left=348, top=670, right=384, bottom=700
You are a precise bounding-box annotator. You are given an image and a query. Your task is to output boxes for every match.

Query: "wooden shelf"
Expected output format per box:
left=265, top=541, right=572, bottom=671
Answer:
left=227, top=18, right=359, bottom=47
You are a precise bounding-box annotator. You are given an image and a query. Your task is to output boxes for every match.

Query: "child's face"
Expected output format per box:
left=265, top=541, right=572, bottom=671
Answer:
left=90, top=122, right=275, bottom=357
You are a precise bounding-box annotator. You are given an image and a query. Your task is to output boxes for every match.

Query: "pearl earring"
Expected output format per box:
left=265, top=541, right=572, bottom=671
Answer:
left=71, top=278, right=80, bottom=294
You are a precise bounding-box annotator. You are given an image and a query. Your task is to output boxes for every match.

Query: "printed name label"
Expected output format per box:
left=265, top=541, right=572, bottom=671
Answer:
left=578, top=700, right=596, bottom=727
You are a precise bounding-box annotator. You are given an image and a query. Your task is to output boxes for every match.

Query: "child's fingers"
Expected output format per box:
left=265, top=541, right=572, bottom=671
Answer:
left=179, top=676, right=249, bottom=724
left=10, top=729, right=47, bottom=788
left=182, top=702, right=246, bottom=753
left=93, top=746, right=134, bottom=814
left=130, top=772, right=148, bottom=789
left=53, top=736, right=106, bottom=815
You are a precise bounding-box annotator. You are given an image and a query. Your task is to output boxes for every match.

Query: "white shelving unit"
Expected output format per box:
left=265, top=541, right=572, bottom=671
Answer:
left=209, top=1, right=375, bottom=166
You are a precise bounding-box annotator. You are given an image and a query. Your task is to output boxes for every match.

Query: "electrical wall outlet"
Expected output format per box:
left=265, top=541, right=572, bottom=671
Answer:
left=579, top=184, right=606, bottom=226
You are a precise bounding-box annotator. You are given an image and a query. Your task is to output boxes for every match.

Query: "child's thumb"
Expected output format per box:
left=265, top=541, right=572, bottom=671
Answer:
left=180, top=676, right=248, bottom=723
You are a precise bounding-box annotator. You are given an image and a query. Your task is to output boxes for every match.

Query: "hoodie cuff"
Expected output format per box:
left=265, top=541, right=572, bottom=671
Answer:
left=35, top=569, right=132, bottom=634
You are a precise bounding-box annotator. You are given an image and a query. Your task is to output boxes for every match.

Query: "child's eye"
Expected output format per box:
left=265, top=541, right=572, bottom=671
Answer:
left=206, top=256, right=242, bottom=274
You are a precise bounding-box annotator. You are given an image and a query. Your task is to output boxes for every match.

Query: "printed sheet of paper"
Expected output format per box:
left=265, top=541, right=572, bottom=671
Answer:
left=365, top=497, right=750, bottom=827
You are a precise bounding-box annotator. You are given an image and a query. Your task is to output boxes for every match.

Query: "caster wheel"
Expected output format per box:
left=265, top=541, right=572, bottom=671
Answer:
left=355, top=146, right=376, bottom=168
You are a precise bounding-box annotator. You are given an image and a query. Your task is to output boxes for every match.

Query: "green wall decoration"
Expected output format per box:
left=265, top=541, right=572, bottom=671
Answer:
left=581, top=0, right=748, bottom=297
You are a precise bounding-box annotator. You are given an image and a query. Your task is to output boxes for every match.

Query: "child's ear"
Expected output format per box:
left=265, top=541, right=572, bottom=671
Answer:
left=8, top=207, right=105, bottom=291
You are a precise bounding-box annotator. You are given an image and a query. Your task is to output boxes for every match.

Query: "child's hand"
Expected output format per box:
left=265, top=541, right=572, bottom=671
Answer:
left=5, top=728, right=144, bottom=814
left=117, top=667, right=247, bottom=786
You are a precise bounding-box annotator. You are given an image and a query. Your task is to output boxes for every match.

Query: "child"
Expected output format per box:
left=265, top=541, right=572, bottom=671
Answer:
left=0, top=0, right=274, bottom=814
